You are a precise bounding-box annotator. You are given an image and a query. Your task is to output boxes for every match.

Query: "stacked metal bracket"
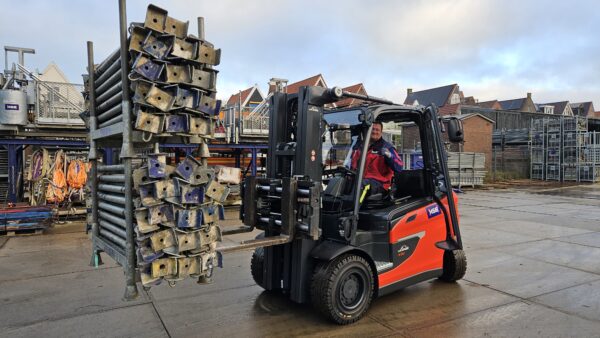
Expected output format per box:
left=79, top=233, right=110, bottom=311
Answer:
left=86, top=2, right=226, bottom=299
left=134, top=153, right=230, bottom=286
left=129, top=4, right=221, bottom=141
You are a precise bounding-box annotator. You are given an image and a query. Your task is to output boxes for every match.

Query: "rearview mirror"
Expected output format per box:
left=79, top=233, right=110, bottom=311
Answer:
left=447, top=118, right=464, bottom=143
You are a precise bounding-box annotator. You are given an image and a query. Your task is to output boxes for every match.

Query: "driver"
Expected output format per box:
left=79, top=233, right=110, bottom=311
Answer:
left=351, top=121, right=403, bottom=195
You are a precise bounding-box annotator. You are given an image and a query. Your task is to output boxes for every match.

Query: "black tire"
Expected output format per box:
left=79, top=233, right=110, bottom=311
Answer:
left=439, top=249, right=467, bottom=282
left=250, top=232, right=266, bottom=289
left=250, top=246, right=265, bottom=289
left=311, top=254, right=375, bottom=325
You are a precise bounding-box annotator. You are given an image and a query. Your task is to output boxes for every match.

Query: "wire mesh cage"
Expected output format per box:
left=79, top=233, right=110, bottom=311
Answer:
left=545, top=164, right=560, bottom=180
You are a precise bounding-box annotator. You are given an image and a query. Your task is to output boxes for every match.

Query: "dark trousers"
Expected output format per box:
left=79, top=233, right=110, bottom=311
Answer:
left=362, top=178, right=385, bottom=195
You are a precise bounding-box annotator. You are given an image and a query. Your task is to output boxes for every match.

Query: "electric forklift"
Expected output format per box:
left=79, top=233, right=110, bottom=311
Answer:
left=239, top=86, right=466, bottom=324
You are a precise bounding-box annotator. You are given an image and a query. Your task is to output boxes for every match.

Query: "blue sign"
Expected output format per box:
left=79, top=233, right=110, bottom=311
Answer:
left=426, top=204, right=441, bottom=218
left=5, top=104, right=19, bottom=111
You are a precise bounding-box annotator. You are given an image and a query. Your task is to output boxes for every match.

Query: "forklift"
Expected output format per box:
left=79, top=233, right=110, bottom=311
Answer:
left=237, top=85, right=466, bottom=324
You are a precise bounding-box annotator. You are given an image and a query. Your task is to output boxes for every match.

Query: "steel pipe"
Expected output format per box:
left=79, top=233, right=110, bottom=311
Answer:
left=95, top=58, right=121, bottom=86
left=98, top=192, right=126, bottom=205
left=95, top=48, right=119, bottom=75
left=99, top=174, right=125, bottom=183
left=98, top=115, right=123, bottom=128
left=97, top=91, right=122, bottom=113
left=96, top=81, right=122, bottom=105
left=98, top=201, right=125, bottom=216
left=98, top=164, right=125, bottom=172
left=87, top=41, right=100, bottom=268
left=99, top=210, right=127, bottom=228
left=99, top=183, right=126, bottom=194
left=96, top=70, right=121, bottom=94
left=97, top=103, right=122, bottom=122
left=99, top=219, right=127, bottom=238
left=99, top=228, right=127, bottom=248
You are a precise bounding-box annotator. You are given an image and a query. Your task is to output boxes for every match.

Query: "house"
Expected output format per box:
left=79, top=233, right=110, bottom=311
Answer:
left=475, top=100, right=502, bottom=110
left=269, top=74, right=328, bottom=94
left=36, top=62, right=85, bottom=125
left=225, top=84, right=265, bottom=111
left=404, top=84, right=462, bottom=107
left=537, top=101, right=573, bottom=116
left=335, top=83, right=367, bottom=108
left=569, top=102, right=595, bottom=117
left=401, top=113, right=495, bottom=170
left=497, top=93, right=537, bottom=113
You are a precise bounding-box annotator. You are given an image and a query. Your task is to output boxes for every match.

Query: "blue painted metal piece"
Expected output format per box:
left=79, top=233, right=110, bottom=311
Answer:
left=165, top=114, right=189, bottom=133
left=176, top=208, right=202, bottom=229
left=147, top=153, right=167, bottom=179
left=180, top=185, right=204, bottom=204
left=175, top=155, right=200, bottom=180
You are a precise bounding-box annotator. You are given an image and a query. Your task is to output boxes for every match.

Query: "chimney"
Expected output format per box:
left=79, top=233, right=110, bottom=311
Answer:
left=527, top=92, right=532, bottom=99
left=407, top=88, right=413, bottom=96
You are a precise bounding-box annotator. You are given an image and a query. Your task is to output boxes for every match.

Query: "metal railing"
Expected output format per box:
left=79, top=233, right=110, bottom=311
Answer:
left=36, top=80, right=85, bottom=125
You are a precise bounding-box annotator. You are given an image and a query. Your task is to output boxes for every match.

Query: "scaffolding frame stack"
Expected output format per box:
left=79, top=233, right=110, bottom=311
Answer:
left=530, top=118, right=545, bottom=180
left=545, top=117, right=562, bottom=181
left=530, top=116, right=599, bottom=182
left=580, top=131, right=600, bottom=182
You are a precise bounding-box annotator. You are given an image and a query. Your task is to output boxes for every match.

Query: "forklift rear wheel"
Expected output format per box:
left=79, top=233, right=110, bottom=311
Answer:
left=311, top=254, right=374, bottom=325
left=251, top=247, right=265, bottom=289
left=439, top=249, right=467, bottom=282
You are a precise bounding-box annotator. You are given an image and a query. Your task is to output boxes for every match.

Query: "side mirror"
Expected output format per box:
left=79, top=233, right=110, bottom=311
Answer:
left=447, top=118, right=464, bottom=143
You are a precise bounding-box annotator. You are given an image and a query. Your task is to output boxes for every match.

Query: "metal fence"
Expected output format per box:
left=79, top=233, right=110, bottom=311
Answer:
left=491, top=144, right=531, bottom=180
left=36, top=80, right=85, bottom=125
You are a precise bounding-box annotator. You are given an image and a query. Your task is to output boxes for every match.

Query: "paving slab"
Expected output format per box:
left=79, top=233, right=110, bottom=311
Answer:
left=473, top=219, right=591, bottom=239
left=531, top=279, right=600, bottom=322
left=459, top=225, right=540, bottom=250
left=0, top=244, right=117, bottom=282
left=555, top=231, right=600, bottom=248
left=505, top=239, right=600, bottom=274
left=155, top=284, right=393, bottom=337
left=0, top=267, right=149, bottom=330
left=0, top=232, right=88, bottom=256
left=409, top=301, right=600, bottom=337
left=465, top=249, right=600, bottom=298
left=367, top=280, right=517, bottom=331
left=0, top=304, right=167, bottom=338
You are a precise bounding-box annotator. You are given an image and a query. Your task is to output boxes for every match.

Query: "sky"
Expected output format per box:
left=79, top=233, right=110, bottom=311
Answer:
left=1, top=0, right=599, bottom=109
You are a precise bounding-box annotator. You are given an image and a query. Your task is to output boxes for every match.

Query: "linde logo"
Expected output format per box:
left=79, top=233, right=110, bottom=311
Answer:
left=5, top=104, right=19, bottom=111
left=426, top=204, right=441, bottom=218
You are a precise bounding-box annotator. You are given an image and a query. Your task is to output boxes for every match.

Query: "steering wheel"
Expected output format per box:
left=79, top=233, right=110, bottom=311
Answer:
left=324, top=166, right=356, bottom=176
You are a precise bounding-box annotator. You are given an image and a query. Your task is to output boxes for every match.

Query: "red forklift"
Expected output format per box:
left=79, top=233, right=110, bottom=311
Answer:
left=238, top=86, right=466, bottom=324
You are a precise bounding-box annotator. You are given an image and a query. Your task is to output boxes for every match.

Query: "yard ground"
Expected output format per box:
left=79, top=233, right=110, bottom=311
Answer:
left=1, top=184, right=600, bottom=337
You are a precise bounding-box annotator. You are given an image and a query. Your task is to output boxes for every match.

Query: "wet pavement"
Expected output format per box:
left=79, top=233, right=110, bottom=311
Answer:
left=1, top=186, right=600, bottom=337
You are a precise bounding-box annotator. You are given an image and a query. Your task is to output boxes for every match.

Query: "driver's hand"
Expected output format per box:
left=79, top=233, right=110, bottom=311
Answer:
left=382, top=148, right=392, bottom=158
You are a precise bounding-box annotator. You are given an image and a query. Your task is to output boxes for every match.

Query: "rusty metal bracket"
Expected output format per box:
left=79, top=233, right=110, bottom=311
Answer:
left=133, top=166, right=150, bottom=189
left=135, top=208, right=161, bottom=234
left=170, top=37, right=196, bottom=60
left=165, top=64, right=192, bottom=84
left=132, top=54, right=164, bottom=81
left=134, top=106, right=165, bottom=134
left=164, top=16, right=189, bottom=38
left=147, top=153, right=168, bottom=178
left=129, top=25, right=151, bottom=53
left=191, top=167, right=214, bottom=185
left=176, top=207, right=202, bottom=229
left=151, top=257, right=177, bottom=278
left=190, top=68, right=217, bottom=91
left=198, top=93, right=218, bottom=115
left=197, top=42, right=221, bottom=66
left=189, top=115, right=213, bottom=137
left=142, top=33, right=172, bottom=59
left=144, top=4, right=168, bottom=32
left=174, top=87, right=200, bottom=109
left=206, top=181, right=230, bottom=203
left=146, top=84, right=176, bottom=112
left=132, top=79, right=153, bottom=105
left=175, top=155, right=201, bottom=181
left=165, top=114, right=189, bottom=133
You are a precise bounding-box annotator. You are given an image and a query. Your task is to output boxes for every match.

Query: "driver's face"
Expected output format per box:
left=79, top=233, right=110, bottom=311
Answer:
left=371, top=124, right=382, bottom=142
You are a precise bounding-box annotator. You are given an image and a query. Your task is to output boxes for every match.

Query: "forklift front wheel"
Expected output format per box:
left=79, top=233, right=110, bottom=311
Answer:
left=251, top=247, right=266, bottom=289
left=439, top=249, right=467, bottom=282
left=311, top=254, right=374, bottom=325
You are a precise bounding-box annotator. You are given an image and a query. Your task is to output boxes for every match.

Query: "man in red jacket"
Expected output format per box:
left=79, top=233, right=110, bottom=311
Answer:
left=351, top=122, right=403, bottom=196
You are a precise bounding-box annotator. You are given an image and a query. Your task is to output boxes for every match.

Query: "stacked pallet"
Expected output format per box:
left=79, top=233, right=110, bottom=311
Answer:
left=447, top=152, right=486, bottom=187
left=0, top=206, right=52, bottom=236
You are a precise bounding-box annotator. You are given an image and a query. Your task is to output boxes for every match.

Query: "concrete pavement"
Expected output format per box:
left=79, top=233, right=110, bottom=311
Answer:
left=1, top=185, right=600, bottom=337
